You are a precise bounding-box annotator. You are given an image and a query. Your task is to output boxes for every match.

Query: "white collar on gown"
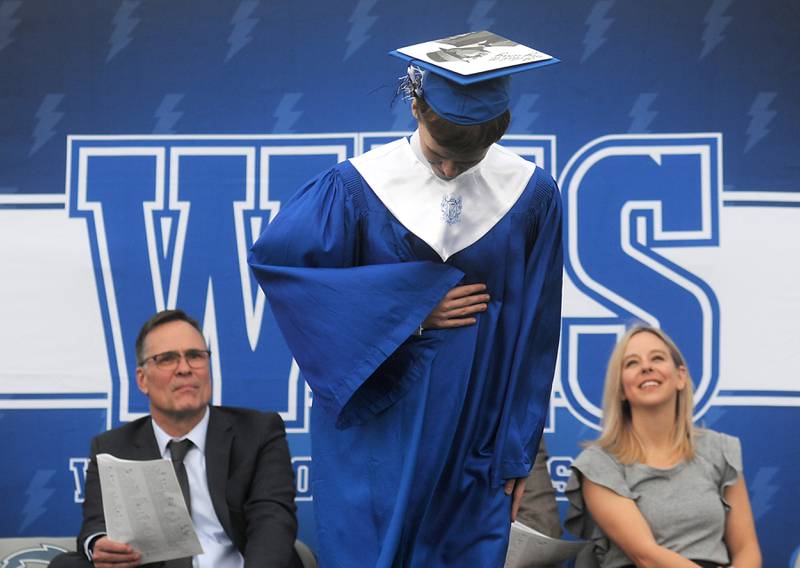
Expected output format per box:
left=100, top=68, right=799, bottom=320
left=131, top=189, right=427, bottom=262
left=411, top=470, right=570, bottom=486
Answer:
left=349, top=130, right=536, bottom=261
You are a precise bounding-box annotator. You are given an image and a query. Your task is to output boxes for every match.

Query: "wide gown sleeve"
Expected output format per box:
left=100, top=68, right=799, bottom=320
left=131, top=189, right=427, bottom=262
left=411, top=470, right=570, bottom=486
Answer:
left=248, top=166, right=463, bottom=428
left=493, top=172, right=564, bottom=484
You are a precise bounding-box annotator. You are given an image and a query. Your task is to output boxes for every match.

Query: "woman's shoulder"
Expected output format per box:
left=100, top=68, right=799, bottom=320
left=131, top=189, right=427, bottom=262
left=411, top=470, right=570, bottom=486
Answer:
left=694, top=428, right=741, bottom=458
left=572, top=444, right=630, bottom=487
left=574, top=443, right=618, bottom=467
left=693, top=428, right=743, bottom=483
left=565, top=444, right=638, bottom=544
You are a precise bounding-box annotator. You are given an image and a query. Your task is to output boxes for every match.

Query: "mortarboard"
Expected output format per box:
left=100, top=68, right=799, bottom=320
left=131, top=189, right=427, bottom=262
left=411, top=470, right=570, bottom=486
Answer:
left=390, top=31, right=559, bottom=125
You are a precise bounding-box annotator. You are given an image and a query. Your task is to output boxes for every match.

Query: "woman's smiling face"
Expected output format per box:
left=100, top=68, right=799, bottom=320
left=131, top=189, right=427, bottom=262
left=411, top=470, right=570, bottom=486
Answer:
left=620, top=330, right=687, bottom=411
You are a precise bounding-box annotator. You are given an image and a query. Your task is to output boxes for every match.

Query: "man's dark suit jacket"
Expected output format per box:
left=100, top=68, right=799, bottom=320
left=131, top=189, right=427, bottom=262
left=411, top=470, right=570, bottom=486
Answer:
left=77, top=406, right=300, bottom=567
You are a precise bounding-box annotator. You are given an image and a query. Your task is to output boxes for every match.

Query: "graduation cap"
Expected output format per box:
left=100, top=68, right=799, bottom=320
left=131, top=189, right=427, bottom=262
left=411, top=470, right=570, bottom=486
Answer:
left=390, top=31, right=559, bottom=125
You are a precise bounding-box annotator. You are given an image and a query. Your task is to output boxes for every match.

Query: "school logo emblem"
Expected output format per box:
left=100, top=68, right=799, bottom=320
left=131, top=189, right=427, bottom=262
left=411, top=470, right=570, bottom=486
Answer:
left=440, top=194, right=463, bottom=225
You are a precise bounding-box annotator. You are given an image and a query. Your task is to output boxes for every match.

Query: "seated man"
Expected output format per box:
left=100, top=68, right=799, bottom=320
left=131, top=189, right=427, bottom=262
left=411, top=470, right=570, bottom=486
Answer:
left=53, top=309, right=301, bottom=568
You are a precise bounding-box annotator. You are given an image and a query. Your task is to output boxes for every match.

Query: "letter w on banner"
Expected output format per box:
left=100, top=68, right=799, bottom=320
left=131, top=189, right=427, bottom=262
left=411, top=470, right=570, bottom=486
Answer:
left=67, top=135, right=357, bottom=431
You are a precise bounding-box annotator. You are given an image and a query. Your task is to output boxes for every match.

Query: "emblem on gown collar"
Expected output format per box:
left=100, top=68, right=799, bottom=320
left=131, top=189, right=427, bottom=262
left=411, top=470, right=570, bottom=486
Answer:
left=440, top=194, right=463, bottom=225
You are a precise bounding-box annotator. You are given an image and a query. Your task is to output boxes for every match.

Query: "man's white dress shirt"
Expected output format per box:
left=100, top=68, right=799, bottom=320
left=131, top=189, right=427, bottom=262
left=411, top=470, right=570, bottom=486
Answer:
left=151, top=408, right=244, bottom=568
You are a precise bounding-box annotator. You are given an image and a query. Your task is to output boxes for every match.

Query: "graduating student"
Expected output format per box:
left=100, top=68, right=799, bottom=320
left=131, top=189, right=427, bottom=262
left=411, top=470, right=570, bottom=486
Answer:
left=249, top=32, right=563, bottom=567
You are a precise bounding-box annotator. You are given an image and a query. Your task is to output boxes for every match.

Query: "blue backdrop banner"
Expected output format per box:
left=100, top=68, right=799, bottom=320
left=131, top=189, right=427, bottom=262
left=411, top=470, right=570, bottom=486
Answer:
left=0, top=1, right=798, bottom=565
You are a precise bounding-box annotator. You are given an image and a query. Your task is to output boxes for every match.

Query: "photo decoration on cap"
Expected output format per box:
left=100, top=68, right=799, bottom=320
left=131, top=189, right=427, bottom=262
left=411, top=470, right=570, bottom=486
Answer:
left=390, top=31, right=558, bottom=85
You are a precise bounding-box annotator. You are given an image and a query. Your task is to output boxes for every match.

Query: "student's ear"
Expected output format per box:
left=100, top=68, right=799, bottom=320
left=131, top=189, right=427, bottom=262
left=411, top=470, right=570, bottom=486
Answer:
left=411, top=98, right=419, bottom=120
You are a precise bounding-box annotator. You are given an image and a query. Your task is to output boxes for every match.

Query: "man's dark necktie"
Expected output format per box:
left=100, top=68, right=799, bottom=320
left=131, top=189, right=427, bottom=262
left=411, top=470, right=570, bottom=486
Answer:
left=167, top=438, right=194, bottom=568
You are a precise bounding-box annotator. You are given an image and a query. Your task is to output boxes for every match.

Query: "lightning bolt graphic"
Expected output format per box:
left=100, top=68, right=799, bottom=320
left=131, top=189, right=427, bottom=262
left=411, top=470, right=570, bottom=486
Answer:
left=628, top=93, right=658, bottom=133
left=744, top=91, right=777, bottom=153
left=344, top=0, right=378, bottom=61
left=226, top=0, right=259, bottom=62
left=511, top=94, right=540, bottom=133
left=153, top=93, right=184, bottom=134
left=582, top=0, right=615, bottom=63
left=467, top=0, right=496, bottom=32
left=699, top=0, right=732, bottom=60
left=0, top=0, right=22, bottom=53
left=29, top=93, right=64, bottom=157
left=272, top=93, right=302, bottom=133
left=748, top=466, right=778, bottom=521
left=107, top=0, right=140, bottom=62
left=20, top=470, right=55, bottom=532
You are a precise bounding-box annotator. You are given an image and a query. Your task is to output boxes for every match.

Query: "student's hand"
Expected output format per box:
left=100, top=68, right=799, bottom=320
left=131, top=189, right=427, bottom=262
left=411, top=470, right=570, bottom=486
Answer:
left=92, top=536, right=141, bottom=567
left=423, top=284, right=489, bottom=329
left=505, top=477, right=527, bottom=522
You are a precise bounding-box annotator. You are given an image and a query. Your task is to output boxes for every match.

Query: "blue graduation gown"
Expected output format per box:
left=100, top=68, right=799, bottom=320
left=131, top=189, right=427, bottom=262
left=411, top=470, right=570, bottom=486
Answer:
left=248, top=155, right=563, bottom=567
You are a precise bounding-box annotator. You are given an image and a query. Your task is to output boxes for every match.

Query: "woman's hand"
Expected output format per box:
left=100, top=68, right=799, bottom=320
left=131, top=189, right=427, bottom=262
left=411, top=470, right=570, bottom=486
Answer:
left=504, top=477, right=527, bottom=522
left=423, top=284, right=489, bottom=330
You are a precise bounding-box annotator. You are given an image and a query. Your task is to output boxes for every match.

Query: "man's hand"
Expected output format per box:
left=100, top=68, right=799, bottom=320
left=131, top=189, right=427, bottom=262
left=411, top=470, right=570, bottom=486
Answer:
left=504, top=477, right=527, bottom=522
left=423, top=284, right=490, bottom=330
left=91, top=536, right=141, bottom=567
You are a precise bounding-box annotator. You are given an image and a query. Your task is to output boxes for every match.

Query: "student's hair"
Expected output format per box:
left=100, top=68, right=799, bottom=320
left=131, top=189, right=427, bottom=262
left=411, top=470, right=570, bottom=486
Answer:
left=414, top=95, right=511, bottom=152
left=135, top=309, right=203, bottom=365
left=593, top=325, right=696, bottom=463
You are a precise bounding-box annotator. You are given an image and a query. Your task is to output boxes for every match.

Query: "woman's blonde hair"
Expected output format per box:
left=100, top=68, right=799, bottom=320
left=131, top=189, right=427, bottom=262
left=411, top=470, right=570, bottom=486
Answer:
left=594, top=325, right=696, bottom=463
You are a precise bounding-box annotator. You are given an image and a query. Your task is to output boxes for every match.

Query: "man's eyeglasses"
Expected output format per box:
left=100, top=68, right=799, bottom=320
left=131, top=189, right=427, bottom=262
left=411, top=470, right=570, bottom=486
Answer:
left=139, top=349, right=211, bottom=370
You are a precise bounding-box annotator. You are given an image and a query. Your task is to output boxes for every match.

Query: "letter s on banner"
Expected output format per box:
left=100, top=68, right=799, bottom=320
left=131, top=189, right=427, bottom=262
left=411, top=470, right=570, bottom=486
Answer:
left=558, top=135, right=722, bottom=429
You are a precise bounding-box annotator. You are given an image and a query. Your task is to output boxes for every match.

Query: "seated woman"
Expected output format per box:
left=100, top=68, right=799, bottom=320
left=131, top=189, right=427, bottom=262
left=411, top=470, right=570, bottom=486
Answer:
left=565, top=326, right=761, bottom=568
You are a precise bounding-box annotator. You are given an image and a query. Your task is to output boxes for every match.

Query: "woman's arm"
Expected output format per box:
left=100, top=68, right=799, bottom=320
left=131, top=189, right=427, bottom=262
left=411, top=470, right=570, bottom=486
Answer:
left=582, top=478, right=702, bottom=568
left=723, top=475, right=761, bottom=568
